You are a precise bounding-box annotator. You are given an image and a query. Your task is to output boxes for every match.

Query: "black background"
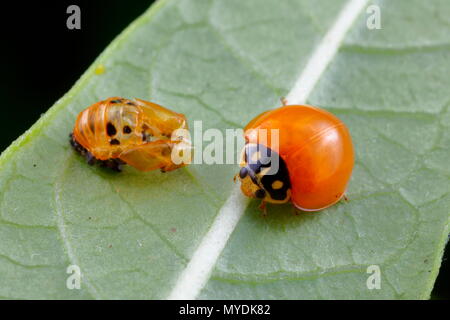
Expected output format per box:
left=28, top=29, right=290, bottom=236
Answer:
left=0, top=1, right=448, bottom=299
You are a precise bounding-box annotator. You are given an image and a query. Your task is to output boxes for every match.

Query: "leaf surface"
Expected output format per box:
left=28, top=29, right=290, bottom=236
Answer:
left=0, top=0, right=449, bottom=299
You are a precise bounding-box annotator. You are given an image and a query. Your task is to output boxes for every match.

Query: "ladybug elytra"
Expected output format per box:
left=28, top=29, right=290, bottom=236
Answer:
left=238, top=104, right=354, bottom=211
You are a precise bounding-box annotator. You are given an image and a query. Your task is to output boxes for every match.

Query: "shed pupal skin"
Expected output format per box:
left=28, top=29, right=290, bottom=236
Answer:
left=70, top=97, right=191, bottom=172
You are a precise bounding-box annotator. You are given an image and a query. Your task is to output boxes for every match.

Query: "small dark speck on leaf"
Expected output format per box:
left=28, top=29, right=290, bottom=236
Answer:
left=108, top=244, right=112, bottom=248
left=170, top=228, right=177, bottom=233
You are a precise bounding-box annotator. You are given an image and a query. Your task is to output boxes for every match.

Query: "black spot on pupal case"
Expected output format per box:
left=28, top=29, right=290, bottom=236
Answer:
left=123, top=125, right=132, bottom=134
left=106, top=122, right=117, bottom=136
left=110, top=138, right=120, bottom=145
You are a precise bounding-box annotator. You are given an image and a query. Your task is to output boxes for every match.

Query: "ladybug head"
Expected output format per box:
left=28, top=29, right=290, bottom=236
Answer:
left=238, top=143, right=291, bottom=204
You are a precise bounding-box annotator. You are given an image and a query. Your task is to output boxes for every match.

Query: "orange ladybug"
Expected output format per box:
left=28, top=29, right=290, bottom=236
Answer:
left=238, top=103, right=354, bottom=211
left=70, top=97, right=190, bottom=172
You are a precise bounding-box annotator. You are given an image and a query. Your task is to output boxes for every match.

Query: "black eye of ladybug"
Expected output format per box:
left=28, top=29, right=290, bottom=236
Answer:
left=239, top=167, right=248, bottom=179
left=255, top=189, right=266, bottom=199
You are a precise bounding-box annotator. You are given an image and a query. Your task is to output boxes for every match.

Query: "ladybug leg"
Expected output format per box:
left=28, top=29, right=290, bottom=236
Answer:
left=292, top=206, right=300, bottom=216
left=233, top=173, right=239, bottom=183
left=280, top=97, right=288, bottom=106
left=258, top=200, right=267, bottom=217
left=343, top=194, right=349, bottom=202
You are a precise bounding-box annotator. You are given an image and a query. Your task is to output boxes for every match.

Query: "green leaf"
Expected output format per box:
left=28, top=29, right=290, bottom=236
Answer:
left=0, top=0, right=449, bottom=299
